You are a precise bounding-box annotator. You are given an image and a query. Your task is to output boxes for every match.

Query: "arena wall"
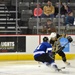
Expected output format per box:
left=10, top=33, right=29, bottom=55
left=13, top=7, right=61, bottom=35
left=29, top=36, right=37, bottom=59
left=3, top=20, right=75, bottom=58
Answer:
left=0, top=35, right=75, bottom=61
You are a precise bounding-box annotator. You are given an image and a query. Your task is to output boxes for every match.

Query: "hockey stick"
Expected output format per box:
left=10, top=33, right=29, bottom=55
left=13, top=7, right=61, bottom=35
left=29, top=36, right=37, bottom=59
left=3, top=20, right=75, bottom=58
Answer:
left=49, top=41, right=69, bottom=60
left=56, top=35, right=73, bottom=53
left=60, top=66, right=65, bottom=69
left=55, top=41, right=69, bottom=53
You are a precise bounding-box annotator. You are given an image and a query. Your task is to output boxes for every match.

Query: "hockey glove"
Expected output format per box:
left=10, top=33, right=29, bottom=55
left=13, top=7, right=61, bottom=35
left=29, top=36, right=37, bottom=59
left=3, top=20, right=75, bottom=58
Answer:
left=67, top=36, right=73, bottom=43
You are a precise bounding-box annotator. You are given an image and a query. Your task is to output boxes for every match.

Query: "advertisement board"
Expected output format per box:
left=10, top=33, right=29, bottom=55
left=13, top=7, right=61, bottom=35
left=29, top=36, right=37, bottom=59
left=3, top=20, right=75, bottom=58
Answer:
left=0, top=35, right=74, bottom=60
left=0, top=36, right=26, bottom=52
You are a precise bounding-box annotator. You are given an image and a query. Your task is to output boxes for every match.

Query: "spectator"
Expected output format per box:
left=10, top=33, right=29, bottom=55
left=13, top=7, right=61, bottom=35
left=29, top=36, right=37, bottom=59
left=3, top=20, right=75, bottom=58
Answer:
left=65, top=11, right=74, bottom=25
left=68, top=0, right=71, bottom=2
left=64, top=4, right=74, bottom=25
left=64, top=4, right=72, bottom=14
left=54, top=2, right=67, bottom=17
left=41, top=19, right=56, bottom=34
left=33, top=4, right=43, bottom=18
left=44, top=0, right=49, bottom=2
left=41, top=0, right=55, bottom=18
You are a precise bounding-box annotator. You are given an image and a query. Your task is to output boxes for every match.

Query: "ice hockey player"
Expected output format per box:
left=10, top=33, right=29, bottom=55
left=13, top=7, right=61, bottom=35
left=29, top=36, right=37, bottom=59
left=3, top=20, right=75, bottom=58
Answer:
left=49, top=32, right=73, bottom=66
left=33, top=36, right=62, bottom=72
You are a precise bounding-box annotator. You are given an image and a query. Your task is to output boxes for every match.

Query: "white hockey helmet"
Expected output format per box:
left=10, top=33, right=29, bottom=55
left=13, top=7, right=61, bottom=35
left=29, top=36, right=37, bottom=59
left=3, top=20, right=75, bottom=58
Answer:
left=50, top=32, right=57, bottom=38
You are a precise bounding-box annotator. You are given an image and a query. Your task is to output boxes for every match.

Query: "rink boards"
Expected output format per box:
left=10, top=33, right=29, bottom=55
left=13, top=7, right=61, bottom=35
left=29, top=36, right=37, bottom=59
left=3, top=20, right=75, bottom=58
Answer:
left=0, top=35, right=75, bottom=61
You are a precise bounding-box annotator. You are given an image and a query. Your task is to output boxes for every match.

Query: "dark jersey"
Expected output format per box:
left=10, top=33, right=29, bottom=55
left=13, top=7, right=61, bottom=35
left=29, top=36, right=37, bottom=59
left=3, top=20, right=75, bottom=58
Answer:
left=49, top=34, right=63, bottom=52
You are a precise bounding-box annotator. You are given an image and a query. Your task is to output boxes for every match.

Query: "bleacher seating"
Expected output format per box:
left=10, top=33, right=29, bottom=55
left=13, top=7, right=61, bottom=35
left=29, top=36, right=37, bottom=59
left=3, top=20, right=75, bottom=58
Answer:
left=11, top=0, right=22, bottom=6
left=30, top=2, right=41, bottom=11
left=29, top=18, right=40, bottom=29
left=21, top=10, right=33, bottom=21
left=67, top=3, right=75, bottom=10
left=19, top=2, right=29, bottom=13
left=0, top=0, right=75, bottom=34
left=53, top=18, right=65, bottom=26
left=23, top=0, right=33, bottom=3
left=41, top=2, right=47, bottom=8
left=32, top=0, right=39, bottom=2
left=0, top=2, right=29, bottom=34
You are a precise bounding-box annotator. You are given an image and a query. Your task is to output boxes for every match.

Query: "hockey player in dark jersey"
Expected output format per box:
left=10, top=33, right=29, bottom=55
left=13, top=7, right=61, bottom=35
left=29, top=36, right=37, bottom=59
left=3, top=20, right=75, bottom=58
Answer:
left=33, top=37, right=61, bottom=71
left=49, top=32, right=73, bottom=66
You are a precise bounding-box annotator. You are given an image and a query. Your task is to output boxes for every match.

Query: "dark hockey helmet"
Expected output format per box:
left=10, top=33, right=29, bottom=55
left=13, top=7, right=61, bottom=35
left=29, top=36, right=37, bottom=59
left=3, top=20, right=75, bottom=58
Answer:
left=43, top=37, right=49, bottom=42
left=56, top=34, right=61, bottom=38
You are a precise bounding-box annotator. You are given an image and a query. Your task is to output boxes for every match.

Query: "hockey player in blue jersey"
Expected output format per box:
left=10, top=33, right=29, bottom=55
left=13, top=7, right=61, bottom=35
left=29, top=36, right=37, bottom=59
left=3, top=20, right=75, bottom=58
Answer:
left=33, top=37, right=61, bottom=72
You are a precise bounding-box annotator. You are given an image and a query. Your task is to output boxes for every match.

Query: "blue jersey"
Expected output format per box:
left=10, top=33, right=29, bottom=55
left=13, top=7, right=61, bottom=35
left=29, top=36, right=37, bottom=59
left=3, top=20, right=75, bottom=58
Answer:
left=33, top=42, right=52, bottom=58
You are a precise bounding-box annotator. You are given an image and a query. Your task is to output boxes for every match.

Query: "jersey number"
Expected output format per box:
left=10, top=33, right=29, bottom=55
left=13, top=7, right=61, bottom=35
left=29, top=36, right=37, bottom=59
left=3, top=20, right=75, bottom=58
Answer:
left=37, top=44, right=41, bottom=49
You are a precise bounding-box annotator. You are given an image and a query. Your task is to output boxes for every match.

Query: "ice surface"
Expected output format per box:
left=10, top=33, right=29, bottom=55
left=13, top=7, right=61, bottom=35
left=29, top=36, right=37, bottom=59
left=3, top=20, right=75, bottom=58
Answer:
left=0, top=60, right=75, bottom=75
